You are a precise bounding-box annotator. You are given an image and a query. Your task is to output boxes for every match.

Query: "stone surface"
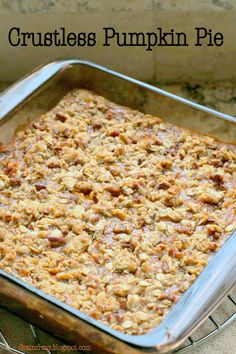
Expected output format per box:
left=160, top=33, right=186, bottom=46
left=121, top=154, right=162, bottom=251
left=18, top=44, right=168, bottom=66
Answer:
left=0, top=0, right=236, bottom=14
left=0, top=2, right=235, bottom=82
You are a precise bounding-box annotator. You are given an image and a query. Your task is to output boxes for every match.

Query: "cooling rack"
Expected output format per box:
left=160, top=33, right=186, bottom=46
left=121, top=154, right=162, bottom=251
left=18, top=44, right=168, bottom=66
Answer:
left=0, top=290, right=235, bottom=354
left=174, top=292, right=236, bottom=352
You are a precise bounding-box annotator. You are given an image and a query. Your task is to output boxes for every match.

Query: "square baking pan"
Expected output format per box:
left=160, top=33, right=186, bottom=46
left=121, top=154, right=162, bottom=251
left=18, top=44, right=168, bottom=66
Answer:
left=0, top=59, right=236, bottom=354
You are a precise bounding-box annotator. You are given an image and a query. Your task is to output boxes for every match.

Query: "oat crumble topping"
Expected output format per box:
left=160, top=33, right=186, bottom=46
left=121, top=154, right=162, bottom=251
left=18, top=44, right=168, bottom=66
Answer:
left=0, top=89, right=235, bottom=334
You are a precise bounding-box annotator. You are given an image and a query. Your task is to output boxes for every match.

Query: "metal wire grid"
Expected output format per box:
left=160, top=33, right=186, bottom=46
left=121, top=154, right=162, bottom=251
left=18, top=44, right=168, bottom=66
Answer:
left=175, top=292, right=236, bottom=352
left=0, top=292, right=235, bottom=354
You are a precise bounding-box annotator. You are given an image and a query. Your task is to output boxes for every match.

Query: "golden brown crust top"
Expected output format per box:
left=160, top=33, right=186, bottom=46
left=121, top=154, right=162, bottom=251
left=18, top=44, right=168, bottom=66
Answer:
left=0, top=89, right=235, bottom=334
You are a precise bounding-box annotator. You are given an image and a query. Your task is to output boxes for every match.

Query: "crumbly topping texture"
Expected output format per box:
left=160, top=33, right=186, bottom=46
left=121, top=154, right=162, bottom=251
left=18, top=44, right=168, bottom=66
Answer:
left=0, top=89, right=235, bottom=335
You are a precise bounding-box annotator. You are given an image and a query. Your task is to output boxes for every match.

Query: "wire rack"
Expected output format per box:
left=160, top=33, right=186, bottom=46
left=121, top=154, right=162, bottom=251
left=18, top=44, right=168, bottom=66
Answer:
left=174, top=292, right=236, bottom=353
left=0, top=290, right=235, bottom=354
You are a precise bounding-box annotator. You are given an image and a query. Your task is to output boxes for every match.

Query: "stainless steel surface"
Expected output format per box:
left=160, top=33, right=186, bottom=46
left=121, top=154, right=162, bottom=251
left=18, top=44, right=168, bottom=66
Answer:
left=0, top=59, right=236, bottom=353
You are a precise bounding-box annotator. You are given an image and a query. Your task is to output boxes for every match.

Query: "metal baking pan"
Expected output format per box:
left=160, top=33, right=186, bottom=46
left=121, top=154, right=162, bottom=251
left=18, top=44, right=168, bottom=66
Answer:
left=0, top=59, right=236, bottom=353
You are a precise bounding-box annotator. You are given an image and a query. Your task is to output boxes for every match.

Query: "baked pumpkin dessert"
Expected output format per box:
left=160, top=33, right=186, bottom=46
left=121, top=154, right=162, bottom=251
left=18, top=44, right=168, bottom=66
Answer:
left=0, top=89, right=235, bottom=334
